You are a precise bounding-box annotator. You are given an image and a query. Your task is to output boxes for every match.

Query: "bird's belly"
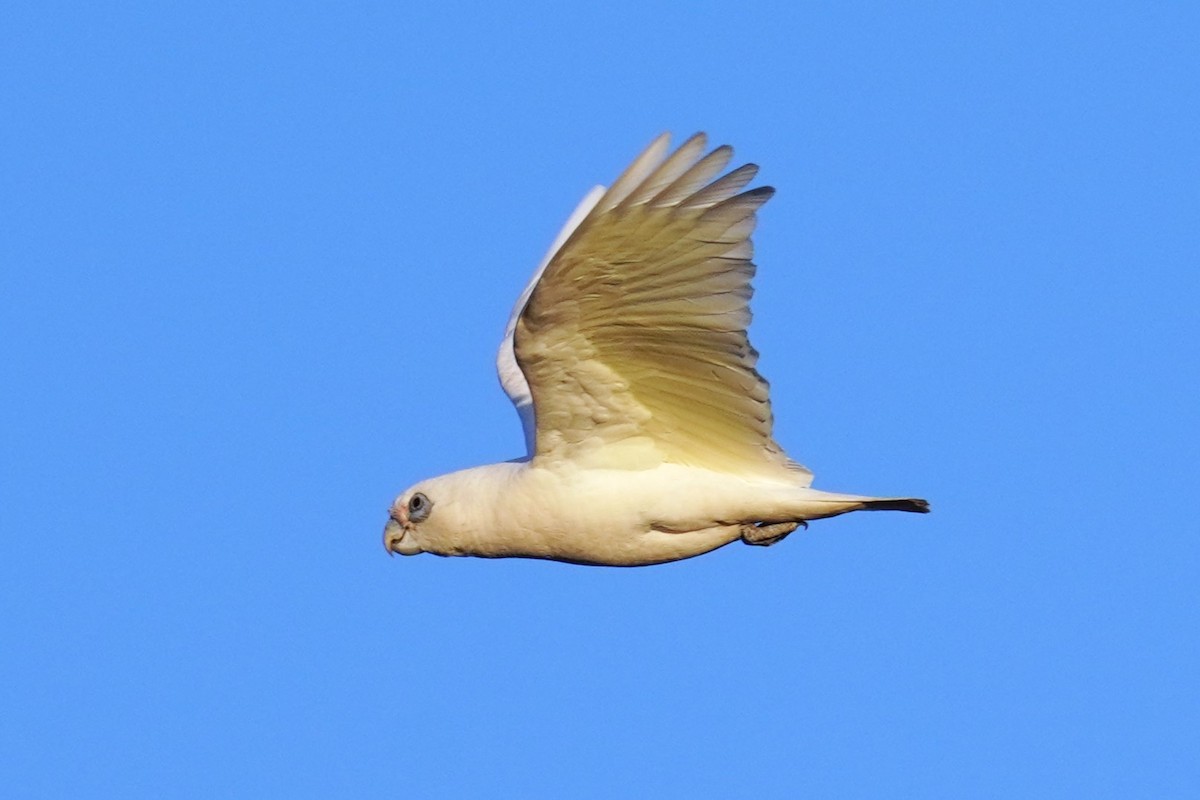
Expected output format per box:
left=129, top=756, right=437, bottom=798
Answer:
left=478, top=464, right=775, bottom=566
left=491, top=519, right=743, bottom=567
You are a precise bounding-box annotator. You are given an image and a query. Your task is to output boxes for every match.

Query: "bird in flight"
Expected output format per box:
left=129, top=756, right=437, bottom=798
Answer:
left=384, top=133, right=928, bottom=566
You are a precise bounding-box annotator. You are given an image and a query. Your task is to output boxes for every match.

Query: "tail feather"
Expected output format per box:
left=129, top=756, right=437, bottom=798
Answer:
left=862, top=497, right=930, bottom=514
left=780, top=488, right=931, bottom=522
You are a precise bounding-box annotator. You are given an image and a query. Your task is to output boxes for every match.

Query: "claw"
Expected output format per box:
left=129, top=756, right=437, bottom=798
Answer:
left=741, top=520, right=804, bottom=547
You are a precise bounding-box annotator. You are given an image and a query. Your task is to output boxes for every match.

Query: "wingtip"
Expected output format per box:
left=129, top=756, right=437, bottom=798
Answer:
left=744, top=184, right=775, bottom=201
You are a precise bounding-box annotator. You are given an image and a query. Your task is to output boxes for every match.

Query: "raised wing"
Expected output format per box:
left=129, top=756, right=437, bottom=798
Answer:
left=511, top=133, right=809, bottom=480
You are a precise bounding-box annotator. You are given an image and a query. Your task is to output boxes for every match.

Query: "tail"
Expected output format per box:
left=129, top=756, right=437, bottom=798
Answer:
left=741, top=489, right=930, bottom=546
left=780, top=488, right=931, bottom=522
left=861, top=497, right=930, bottom=514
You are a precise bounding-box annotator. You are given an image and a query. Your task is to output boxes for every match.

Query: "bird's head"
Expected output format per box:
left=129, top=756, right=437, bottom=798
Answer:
left=383, top=483, right=436, bottom=556
left=383, top=464, right=512, bottom=558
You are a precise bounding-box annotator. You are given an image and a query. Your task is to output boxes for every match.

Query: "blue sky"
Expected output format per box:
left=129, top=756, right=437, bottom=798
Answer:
left=2, top=2, right=1197, bottom=796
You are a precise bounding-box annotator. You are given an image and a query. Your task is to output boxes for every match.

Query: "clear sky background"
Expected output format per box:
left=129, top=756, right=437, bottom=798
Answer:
left=3, top=2, right=1198, bottom=797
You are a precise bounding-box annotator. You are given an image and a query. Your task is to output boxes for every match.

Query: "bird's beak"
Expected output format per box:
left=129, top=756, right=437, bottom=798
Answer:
left=383, top=510, right=422, bottom=556
left=383, top=518, right=403, bottom=556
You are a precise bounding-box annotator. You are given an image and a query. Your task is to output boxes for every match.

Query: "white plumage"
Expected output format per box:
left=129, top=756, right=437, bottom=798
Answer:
left=385, top=133, right=928, bottom=566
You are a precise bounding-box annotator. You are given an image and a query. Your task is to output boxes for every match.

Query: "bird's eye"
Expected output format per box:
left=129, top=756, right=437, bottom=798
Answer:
left=408, top=492, right=432, bottom=522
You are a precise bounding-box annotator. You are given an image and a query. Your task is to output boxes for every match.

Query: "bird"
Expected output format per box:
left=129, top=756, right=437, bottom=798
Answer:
left=384, top=133, right=929, bottom=566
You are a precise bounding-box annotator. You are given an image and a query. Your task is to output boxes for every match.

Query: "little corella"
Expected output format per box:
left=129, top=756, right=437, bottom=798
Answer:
left=384, top=133, right=928, bottom=566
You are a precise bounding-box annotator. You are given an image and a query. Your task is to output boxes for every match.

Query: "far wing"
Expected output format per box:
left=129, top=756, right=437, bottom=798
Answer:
left=513, top=133, right=810, bottom=481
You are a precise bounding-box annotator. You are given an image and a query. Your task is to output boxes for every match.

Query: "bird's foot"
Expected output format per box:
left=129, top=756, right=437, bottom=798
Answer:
left=741, top=520, right=805, bottom=547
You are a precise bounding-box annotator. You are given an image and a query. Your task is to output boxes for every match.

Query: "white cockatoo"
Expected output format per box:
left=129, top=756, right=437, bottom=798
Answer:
left=384, top=133, right=928, bottom=566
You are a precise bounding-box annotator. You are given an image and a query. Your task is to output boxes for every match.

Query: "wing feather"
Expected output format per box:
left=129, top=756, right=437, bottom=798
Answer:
left=651, top=146, right=735, bottom=206
left=676, top=163, right=759, bottom=209
left=614, top=132, right=709, bottom=211
left=595, top=133, right=671, bottom=212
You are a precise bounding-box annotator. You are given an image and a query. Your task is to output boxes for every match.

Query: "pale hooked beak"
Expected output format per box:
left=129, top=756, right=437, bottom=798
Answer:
left=383, top=507, right=421, bottom=556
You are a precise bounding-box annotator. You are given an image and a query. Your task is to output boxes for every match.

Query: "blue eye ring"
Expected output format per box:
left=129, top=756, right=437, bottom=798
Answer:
left=408, top=492, right=432, bottom=522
